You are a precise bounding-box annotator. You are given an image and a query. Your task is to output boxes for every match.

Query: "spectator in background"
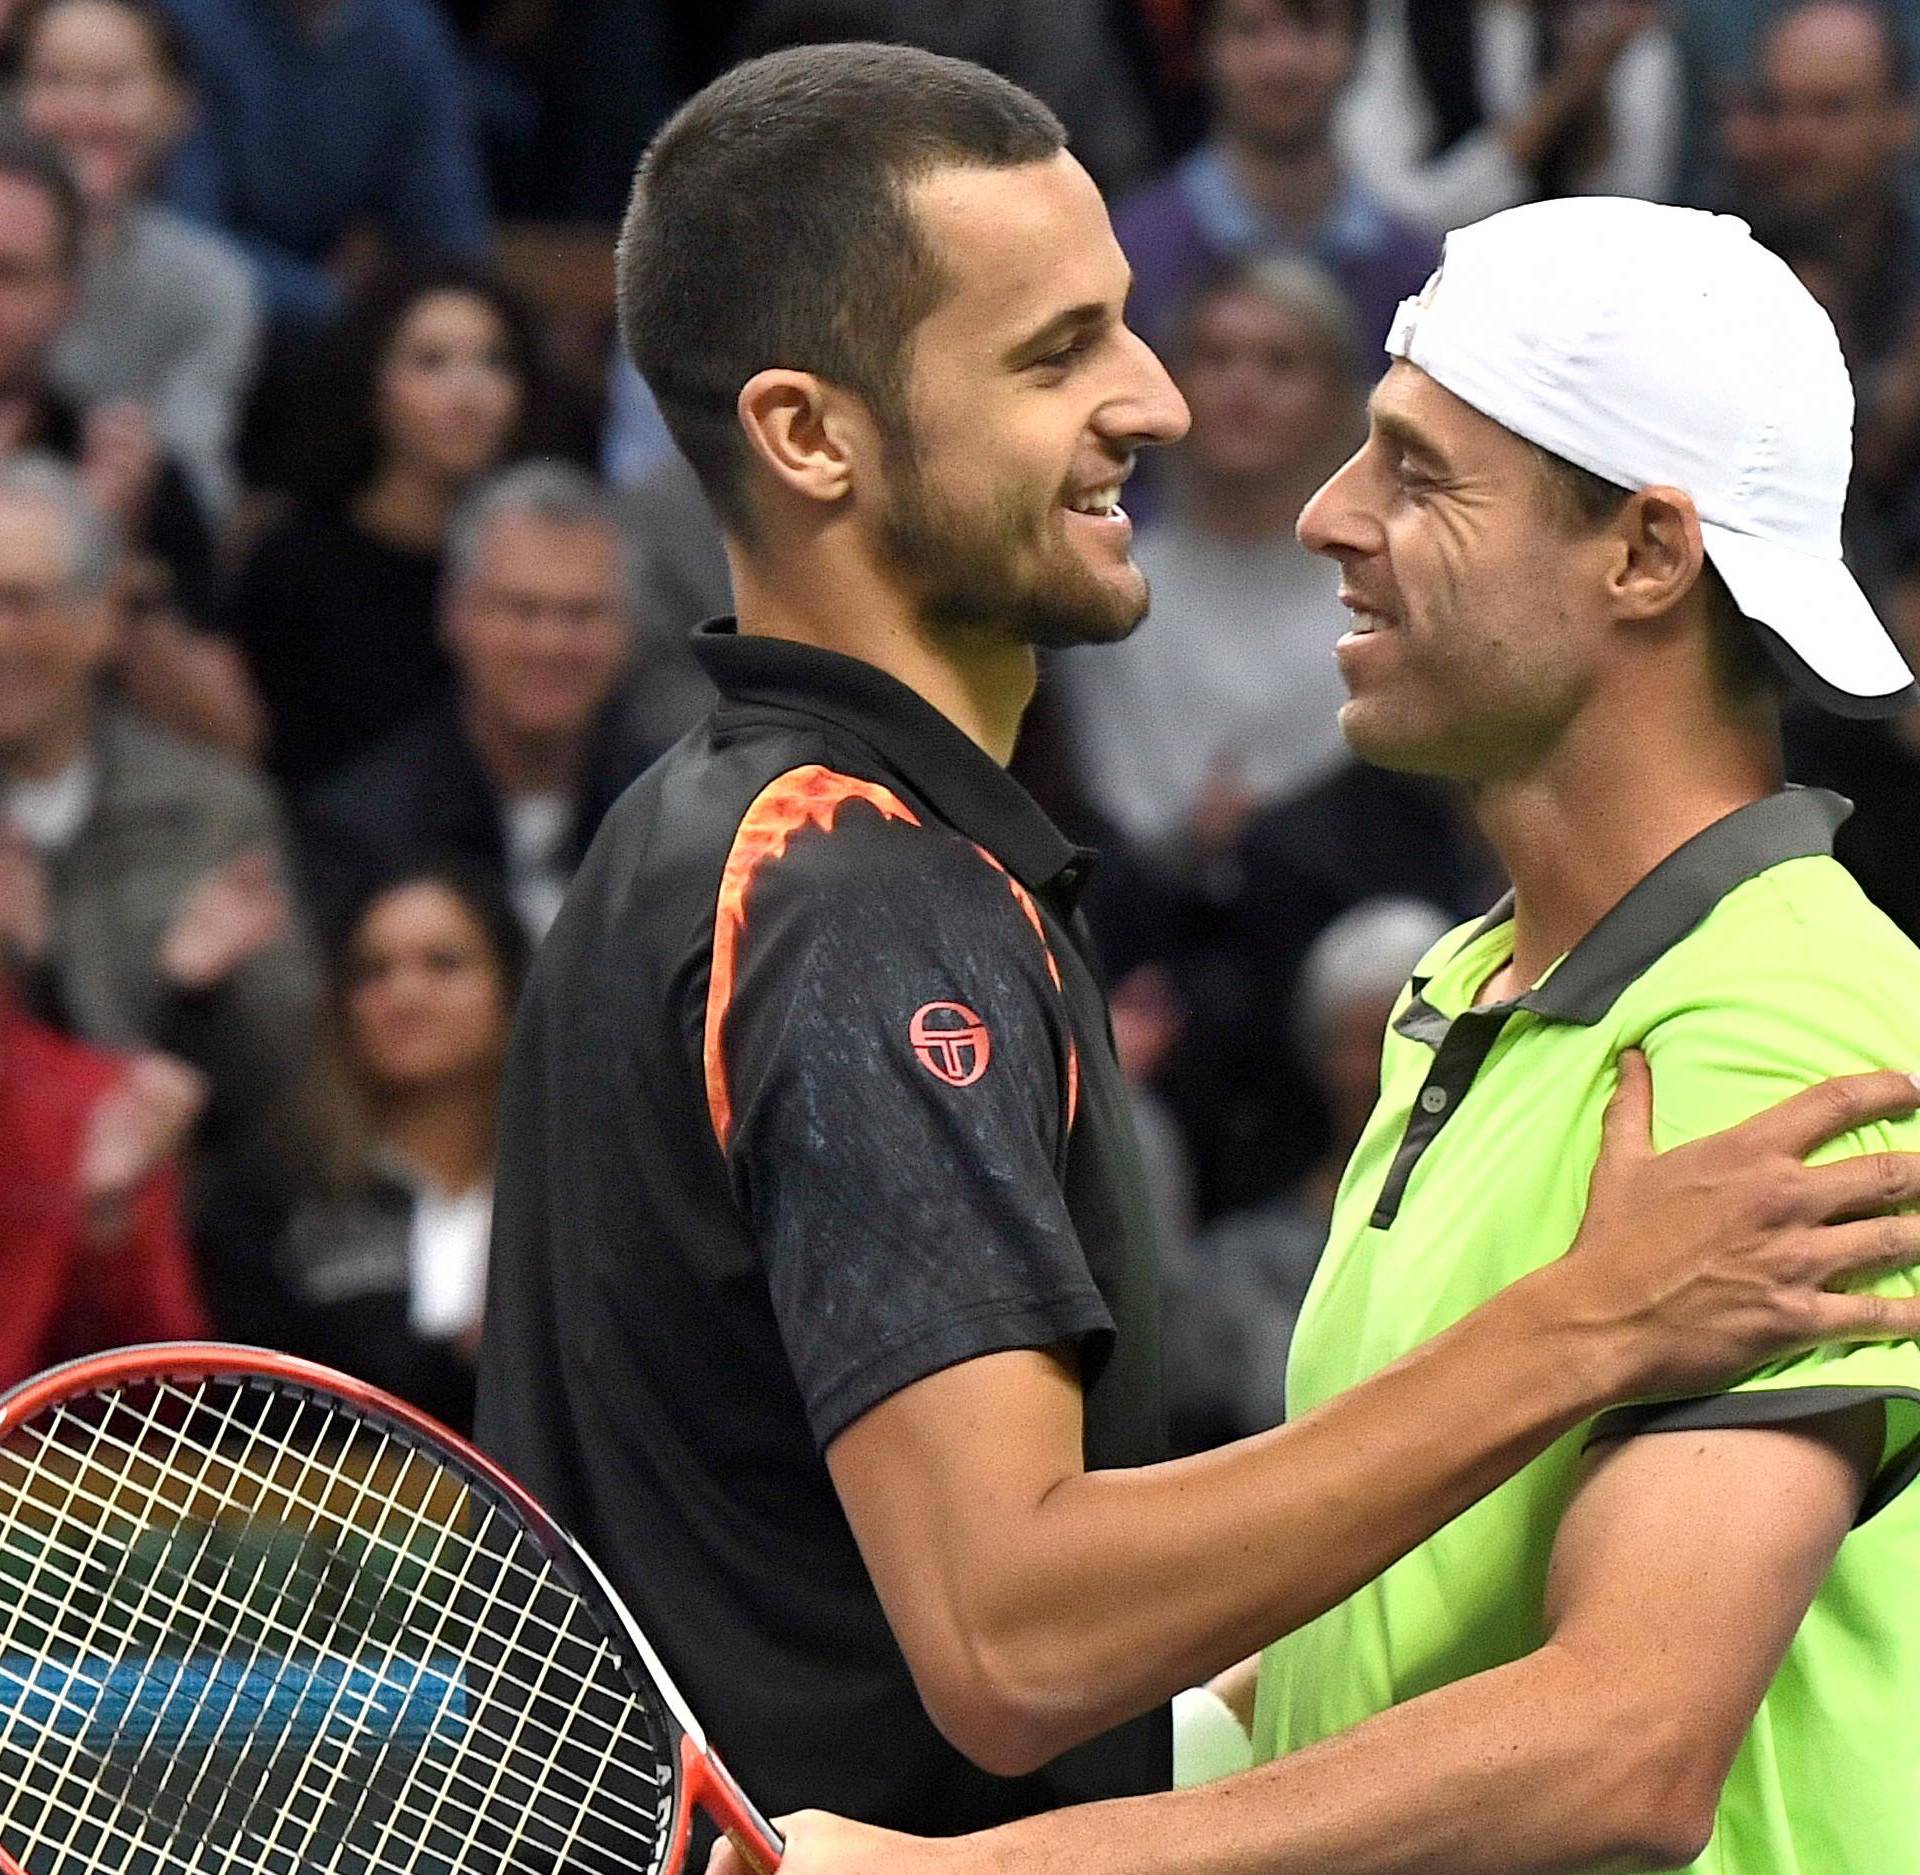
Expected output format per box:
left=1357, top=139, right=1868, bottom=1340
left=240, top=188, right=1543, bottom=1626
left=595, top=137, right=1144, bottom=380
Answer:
left=0, top=972, right=210, bottom=1387
left=300, top=462, right=651, bottom=945
left=155, top=0, right=490, bottom=330
left=1337, top=0, right=1682, bottom=234
left=1112, top=0, right=1434, bottom=361
left=0, top=121, right=212, bottom=615
left=220, top=264, right=540, bottom=795
left=1788, top=527, right=1920, bottom=943
left=1054, top=258, right=1360, bottom=870
left=15, top=0, right=259, bottom=522
left=1161, top=897, right=1451, bottom=1447
left=611, top=446, right=729, bottom=750
left=266, top=861, right=527, bottom=1434
left=1731, top=2, right=1920, bottom=543
left=0, top=453, right=318, bottom=1327
left=730, top=0, right=1159, bottom=200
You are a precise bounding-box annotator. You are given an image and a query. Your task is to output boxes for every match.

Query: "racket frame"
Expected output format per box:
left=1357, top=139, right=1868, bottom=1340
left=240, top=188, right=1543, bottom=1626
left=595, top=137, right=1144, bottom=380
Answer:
left=0, top=1342, right=783, bottom=1875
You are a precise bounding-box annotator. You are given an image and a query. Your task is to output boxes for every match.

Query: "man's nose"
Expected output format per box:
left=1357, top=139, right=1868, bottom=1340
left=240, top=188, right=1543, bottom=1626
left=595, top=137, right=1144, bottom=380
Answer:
left=1296, top=449, right=1379, bottom=558
left=1107, top=326, right=1191, bottom=449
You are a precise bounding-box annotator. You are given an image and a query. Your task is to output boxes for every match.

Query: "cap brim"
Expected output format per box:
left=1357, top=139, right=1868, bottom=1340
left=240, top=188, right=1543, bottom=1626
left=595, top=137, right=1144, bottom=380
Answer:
left=1699, top=522, right=1918, bottom=719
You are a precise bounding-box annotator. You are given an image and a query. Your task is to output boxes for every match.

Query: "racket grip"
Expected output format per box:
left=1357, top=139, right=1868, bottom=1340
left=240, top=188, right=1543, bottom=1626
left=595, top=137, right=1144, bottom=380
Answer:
left=684, top=1738, right=784, bottom=1873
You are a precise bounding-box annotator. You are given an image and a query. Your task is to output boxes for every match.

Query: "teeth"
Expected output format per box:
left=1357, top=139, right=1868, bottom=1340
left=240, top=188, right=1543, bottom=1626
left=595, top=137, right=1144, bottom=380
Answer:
left=1068, top=486, right=1122, bottom=516
left=1348, top=612, right=1386, bottom=635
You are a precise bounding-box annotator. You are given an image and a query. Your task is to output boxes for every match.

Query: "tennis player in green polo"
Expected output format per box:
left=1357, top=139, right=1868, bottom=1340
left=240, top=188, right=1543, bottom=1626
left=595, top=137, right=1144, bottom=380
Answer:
left=713, top=195, right=1920, bottom=1874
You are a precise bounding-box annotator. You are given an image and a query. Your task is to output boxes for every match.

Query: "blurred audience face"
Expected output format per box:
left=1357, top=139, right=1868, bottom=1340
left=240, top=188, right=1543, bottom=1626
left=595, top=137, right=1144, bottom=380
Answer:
left=1754, top=2, right=1916, bottom=220
left=1176, top=282, right=1355, bottom=491
left=1205, top=0, right=1358, bottom=160
left=376, top=290, right=524, bottom=489
left=343, top=881, right=513, bottom=1097
left=0, top=171, right=74, bottom=395
left=862, top=153, right=1187, bottom=650
left=17, top=0, right=188, bottom=217
left=0, top=487, right=112, bottom=776
left=443, top=509, right=632, bottom=745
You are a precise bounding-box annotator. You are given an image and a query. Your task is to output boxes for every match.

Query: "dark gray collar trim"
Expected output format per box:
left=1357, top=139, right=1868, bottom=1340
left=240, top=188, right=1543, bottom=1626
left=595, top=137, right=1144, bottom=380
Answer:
left=1402, top=788, right=1848, bottom=1037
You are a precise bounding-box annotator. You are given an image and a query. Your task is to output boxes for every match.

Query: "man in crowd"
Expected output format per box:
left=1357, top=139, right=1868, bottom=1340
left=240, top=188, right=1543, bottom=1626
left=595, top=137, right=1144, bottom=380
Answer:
left=157, top=0, right=491, bottom=328
left=726, top=196, right=1920, bottom=1875
left=1724, top=0, right=1920, bottom=505
left=1112, top=0, right=1433, bottom=359
left=0, top=121, right=211, bottom=615
left=300, top=460, right=650, bottom=943
left=0, top=452, right=316, bottom=1329
left=481, top=45, right=1920, bottom=1841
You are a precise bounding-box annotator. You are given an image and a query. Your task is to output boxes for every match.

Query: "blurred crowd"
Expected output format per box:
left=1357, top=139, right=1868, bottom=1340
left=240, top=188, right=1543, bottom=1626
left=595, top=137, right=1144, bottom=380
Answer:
left=3, top=0, right=1919, bottom=1452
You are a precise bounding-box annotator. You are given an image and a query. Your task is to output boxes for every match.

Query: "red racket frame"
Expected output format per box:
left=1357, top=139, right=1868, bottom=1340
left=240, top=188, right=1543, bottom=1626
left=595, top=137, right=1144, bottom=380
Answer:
left=0, top=1342, right=783, bottom=1875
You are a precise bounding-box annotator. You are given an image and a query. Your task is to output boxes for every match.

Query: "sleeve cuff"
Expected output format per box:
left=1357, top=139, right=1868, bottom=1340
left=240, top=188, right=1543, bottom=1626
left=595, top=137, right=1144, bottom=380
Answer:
left=1588, top=1384, right=1920, bottom=1524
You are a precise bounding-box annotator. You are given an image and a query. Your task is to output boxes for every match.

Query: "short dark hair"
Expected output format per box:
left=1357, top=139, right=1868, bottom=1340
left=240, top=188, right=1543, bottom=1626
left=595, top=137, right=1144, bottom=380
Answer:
left=1528, top=442, right=1789, bottom=708
left=1767, top=0, right=1913, bottom=98
left=0, top=121, right=83, bottom=272
left=617, top=42, right=1066, bottom=534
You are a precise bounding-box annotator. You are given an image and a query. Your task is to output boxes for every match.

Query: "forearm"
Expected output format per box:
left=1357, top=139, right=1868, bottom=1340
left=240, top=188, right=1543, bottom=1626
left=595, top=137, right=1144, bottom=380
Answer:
left=951, top=1265, right=1631, bottom=1749
left=964, top=1642, right=1690, bottom=1875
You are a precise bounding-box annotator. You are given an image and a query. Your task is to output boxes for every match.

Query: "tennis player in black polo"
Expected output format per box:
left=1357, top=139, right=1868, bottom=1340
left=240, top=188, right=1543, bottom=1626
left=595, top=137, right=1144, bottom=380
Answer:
left=476, top=43, right=1920, bottom=1837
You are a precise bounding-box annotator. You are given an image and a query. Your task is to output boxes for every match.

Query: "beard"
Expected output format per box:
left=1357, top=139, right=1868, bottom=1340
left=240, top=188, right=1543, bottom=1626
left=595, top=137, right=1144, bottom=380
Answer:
left=874, top=441, right=1148, bottom=651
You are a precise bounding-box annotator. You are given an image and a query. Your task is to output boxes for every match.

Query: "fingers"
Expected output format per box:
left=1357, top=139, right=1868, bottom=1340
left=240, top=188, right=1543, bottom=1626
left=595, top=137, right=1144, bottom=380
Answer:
left=1811, top=1286, right=1920, bottom=1347
left=1594, top=1047, right=1654, bottom=1163
left=1800, top=1150, right=1920, bottom=1223
left=1738, top=1070, right=1920, bottom=1160
left=1797, top=1213, right=1920, bottom=1288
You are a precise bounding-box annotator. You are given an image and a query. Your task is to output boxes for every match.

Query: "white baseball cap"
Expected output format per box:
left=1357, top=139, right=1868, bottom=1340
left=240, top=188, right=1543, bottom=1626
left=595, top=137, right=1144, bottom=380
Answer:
left=1384, top=195, right=1918, bottom=719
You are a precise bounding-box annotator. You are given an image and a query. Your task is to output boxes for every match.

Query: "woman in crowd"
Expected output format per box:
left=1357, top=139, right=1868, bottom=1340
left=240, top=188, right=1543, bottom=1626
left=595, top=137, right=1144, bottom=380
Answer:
left=265, top=859, right=527, bottom=1434
left=219, top=264, right=544, bottom=796
left=13, top=0, right=259, bottom=524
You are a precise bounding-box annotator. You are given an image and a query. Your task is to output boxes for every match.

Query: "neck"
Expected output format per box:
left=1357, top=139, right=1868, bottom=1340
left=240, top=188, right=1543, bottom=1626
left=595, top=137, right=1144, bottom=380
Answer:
left=1470, top=703, right=1781, bottom=1000
left=378, top=1078, right=495, bottom=1195
left=0, top=701, right=93, bottom=785
left=1221, top=132, right=1341, bottom=229
left=353, top=463, right=457, bottom=553
left=728, top=538, right=1037, bottom=766
left=464, top=697, right=588, bottom=796
left=1179, top=465, right=1321, bottom=545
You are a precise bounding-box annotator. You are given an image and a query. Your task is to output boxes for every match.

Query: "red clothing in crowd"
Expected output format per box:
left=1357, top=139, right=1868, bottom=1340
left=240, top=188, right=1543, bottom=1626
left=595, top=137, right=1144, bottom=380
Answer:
left=0, top=996, right=210, bottom=1390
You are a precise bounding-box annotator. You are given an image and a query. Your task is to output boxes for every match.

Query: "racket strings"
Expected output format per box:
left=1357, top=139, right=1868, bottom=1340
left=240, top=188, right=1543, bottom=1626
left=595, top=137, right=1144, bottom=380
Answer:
left=1, top=1374, right=675, bottom=1873
left=0, top=1377, right=676, bottom=1875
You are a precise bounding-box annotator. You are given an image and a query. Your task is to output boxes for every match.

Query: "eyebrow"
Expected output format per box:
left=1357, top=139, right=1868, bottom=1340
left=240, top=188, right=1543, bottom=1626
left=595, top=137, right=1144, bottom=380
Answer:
left=1369, top=404, right=1451, bottom=470
left=1003, top=299, right=1114, bottom=369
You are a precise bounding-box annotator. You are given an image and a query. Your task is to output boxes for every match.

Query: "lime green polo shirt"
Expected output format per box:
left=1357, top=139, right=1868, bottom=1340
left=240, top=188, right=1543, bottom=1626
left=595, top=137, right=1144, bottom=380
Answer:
left=1252, top=789, right=1920, bottom=1874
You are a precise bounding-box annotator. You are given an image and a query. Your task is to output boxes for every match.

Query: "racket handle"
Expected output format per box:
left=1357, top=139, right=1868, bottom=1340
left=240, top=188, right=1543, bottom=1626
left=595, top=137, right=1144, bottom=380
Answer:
left=684, top=1739, right=784, bottom=1874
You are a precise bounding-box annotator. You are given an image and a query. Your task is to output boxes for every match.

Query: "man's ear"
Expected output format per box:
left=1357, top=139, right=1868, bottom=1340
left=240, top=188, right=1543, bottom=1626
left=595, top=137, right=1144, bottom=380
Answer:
left=736, top=370, right=867, bottom=508
left=1610, top=486, right=1707, bottom=623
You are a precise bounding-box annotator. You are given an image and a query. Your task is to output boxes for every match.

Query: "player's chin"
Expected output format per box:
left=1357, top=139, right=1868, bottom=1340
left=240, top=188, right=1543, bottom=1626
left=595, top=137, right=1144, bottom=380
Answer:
left=1022, top=562, right=1149, bottom=650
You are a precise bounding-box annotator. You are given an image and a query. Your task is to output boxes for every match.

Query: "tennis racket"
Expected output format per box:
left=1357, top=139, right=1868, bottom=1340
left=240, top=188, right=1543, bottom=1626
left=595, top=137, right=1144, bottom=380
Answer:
left=0, top=1342, right=784, bottom=1875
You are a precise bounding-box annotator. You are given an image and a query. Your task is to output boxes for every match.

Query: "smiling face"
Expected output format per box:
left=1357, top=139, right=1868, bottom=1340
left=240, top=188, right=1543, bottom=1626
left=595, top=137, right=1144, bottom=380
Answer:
left=443, top=509, right=632, bottom=744
left=1296, top=361, right=1616, bottom=781
left=1175, top=282, right=1356, bottom=488
left=344, top=881, right=513, bottom=1096
left=376, top=291, right=525, bottom=487
left=17, top=0, right=188, bottom=216
left=865, top=152, right=1190, bottom=650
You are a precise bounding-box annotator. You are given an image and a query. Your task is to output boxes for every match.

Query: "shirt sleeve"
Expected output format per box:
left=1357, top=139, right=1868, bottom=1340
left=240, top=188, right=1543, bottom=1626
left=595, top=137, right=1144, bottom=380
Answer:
left=704, top=770, right=1110, bottom=1450
left=1589, top=954, right=1920, bottom=1520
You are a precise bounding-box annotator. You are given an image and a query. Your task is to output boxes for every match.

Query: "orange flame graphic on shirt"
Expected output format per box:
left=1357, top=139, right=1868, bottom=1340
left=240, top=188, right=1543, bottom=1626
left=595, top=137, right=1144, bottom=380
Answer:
left=705, top=766, right=920, bottom=1150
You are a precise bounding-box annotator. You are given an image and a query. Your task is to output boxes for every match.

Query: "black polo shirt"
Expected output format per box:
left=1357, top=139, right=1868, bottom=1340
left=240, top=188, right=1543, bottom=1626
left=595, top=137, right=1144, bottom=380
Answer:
left=476, top=622, right=1169, bottom=1831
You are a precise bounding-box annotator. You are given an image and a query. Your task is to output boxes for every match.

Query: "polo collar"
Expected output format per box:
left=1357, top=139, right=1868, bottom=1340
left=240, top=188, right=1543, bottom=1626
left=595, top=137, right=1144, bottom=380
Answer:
left=1399, top=787, right=1850, bottom=1044
left=693, top=619, right=1087, bottom=903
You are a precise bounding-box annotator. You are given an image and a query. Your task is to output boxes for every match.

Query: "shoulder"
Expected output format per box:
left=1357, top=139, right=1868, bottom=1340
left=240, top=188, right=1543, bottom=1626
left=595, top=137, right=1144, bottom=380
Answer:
left=719, top=764, right=1044, bottom=954
left=96, top=702, right=278, bottom=827
left=130, top=207, right=255, bottom=306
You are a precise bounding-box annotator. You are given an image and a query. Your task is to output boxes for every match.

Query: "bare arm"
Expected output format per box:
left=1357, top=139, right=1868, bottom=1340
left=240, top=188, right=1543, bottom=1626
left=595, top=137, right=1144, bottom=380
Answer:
left=827, top=1060, right=1920, bottom=1773
left=771, top=1403, right=1880, bottom=1875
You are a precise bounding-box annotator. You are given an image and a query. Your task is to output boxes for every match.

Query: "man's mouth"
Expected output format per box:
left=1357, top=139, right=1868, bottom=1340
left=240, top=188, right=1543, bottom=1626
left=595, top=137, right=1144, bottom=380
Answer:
left=1064, top=483, right=1125, bottom=519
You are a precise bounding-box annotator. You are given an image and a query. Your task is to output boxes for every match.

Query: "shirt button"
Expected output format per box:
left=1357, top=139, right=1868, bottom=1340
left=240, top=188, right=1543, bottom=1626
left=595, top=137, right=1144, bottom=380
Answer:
left=1419, top=1085, right=1450, bottom=1115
